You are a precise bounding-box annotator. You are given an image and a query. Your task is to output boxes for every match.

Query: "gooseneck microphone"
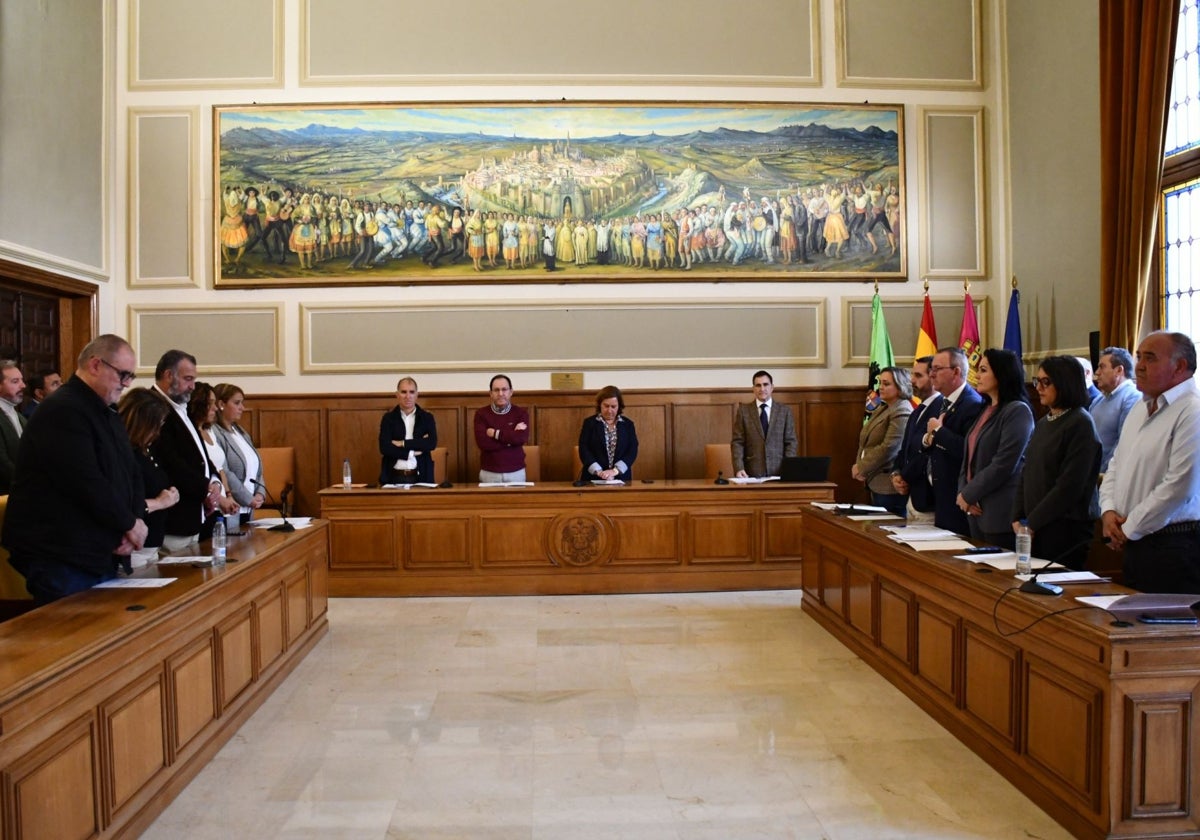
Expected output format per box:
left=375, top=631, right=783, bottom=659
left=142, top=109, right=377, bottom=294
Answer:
left=714, top=471, right=729, bottom=485
left=1018, top=535, right=1098, bottom=596
left=250, top=478, right=295, bottom=532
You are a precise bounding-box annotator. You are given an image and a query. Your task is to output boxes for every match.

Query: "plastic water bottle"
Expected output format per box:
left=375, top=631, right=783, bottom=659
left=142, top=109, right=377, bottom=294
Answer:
left=1015, top=520, right=1032, bottom=577
left=211, top=517, right=227, bottom=567
left=342, top=458, right=352, bottom=489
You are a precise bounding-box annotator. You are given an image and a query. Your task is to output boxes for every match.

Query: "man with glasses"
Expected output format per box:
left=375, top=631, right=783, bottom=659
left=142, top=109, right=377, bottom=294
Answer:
left=150, top=349, right=221, bottom=552
left=2, top=335, right=146, bottom=603
left=920, top=347, right=985, bottom=535
left=892, top=356, right=940, bottom=523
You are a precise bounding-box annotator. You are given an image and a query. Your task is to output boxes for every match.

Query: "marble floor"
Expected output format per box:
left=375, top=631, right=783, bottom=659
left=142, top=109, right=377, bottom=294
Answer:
left=142, top=591, right=1071, bottom=839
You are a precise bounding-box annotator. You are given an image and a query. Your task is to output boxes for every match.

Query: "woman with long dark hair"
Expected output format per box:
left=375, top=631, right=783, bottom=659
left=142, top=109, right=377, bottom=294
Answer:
left=956, top=348, right=1034, bottom=548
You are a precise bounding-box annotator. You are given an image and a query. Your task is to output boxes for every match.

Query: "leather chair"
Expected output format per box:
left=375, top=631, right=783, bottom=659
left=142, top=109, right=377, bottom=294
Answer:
left=524, top=445, right=541, bottom=482
left=0, top=495, right=34, bottom=618
left=254, top=446, right=296, bottom=517
left=431, top=447, right=447, bottom=484
left=704, top=444, right=735, bottom=480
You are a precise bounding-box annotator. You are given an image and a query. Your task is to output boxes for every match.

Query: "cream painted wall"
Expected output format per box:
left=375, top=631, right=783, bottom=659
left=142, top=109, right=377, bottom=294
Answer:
left=1003, top=0, right=1101, bottom=359
left=0, top=0, right=1102, bottom=394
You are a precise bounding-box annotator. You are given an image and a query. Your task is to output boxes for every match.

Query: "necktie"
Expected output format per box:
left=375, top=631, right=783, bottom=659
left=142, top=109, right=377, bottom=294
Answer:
left=759, top=403, right=769, bottom=437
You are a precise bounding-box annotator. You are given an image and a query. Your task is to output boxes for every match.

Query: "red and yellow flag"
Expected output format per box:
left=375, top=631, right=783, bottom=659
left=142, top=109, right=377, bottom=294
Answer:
left=915, top=293, right=938, bottom=360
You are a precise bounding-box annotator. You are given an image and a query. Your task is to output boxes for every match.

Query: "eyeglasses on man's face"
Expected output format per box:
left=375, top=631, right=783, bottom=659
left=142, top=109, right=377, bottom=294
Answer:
left=99, top=358, right=136, bottom=384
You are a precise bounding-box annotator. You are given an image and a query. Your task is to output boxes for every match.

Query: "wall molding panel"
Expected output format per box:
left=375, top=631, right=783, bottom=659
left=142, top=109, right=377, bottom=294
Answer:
left=129, top=0, right=283, bottom=89
left=301, top=299, right=826, bottom=374
left=130, top=303, right=285, bottom=375
left=918, top=106, right=988, bottom=278
left=128, top=108, right=197, bottom=289
left=300, top=0, right=820, bottom=87
left=836, top=0, right=982, bottom=89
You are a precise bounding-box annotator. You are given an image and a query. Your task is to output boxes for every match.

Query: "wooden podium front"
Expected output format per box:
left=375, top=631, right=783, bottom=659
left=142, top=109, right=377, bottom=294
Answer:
left=800, top=506, right=1200, bottom=840
left=320, top=479, right=835, bottom=597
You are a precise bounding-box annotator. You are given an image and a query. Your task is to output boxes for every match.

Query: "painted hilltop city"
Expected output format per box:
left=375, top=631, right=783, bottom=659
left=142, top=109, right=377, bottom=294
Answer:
left=215, top=103, right=905, bottom=287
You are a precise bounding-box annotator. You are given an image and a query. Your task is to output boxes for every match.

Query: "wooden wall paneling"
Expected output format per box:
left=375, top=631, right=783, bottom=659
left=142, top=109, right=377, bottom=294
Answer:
left=1121, top=682, right=1198, bottom=823
left=846, top=561, right=875, bottom=640
left=248, top=388, right=864, bottom=513
left=166, top=635, right=216, bottom=760
left=254, top=582, right=287, bottom=676
left=100, top=666, right=168, bottom=824
left=533, top=404, right=591, bottom=482
left=3, top=714, right=99, bottom=840
left=284, top=567, right=307, bottom=647
left=215, top=606, right=255, bottom=713
left=328, top=407, right=386, bottom=489
left=915, top=598, right=960, bottom=703
left=623, top=402, right=667, bottom=480
left=253, top=406, right=323, bottom=516
left=804, top=397, right=864, bottom=500
left=878, top=578, right=915, bottom=668
left=963, top=623, right=1020, bottom=748
left=672, top=403, right=735, bottom=479
left=1023, top=655, right=1102, bottom=806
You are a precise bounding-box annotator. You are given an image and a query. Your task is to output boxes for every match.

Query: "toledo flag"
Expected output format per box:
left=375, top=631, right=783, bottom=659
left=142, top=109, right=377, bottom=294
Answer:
left=868, top=291, right=895, bottom=395
left=959, top=292, right=982, bottom=387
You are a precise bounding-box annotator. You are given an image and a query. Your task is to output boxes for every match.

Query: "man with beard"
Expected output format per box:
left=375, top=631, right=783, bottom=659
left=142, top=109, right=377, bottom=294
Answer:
left=150, top=349, right=221, bottom=552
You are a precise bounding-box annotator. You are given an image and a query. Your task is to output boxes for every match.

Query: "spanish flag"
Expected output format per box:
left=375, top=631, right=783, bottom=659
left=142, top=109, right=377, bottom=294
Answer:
left=959, top=292, right=982, bottom=387
left=915, top=293, right=938, bottom=360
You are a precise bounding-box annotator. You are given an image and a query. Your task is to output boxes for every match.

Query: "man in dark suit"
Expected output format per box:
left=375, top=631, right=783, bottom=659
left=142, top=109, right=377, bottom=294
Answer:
left=2, top=335, right=146, bottom=603
left=0, top=360, right=27, bottom=494
left=892, top=356, right=940, bottom=521
left=920, top=347, right=985, bottom=534
left=379, top=376, right=439, bottom=484
left=732, top=369, right=798, bottom=478
left=149, top=349, right=220, bottom=552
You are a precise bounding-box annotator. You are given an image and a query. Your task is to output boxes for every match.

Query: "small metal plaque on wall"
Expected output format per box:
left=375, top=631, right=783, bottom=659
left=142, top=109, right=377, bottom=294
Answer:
left=551, top=372, right=585, bottom=390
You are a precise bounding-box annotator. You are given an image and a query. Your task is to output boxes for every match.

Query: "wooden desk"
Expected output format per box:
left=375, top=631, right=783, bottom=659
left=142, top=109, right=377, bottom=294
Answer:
left=800, top=507, right=1200, bottom=840
left=0, top=523, right=329, bottom=840
left=320, top=479, right=835, bottom=597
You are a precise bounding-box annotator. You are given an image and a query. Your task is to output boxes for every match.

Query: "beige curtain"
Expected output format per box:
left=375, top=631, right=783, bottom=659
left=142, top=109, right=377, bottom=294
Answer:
left=1099, top=0, right=1180, bottom=349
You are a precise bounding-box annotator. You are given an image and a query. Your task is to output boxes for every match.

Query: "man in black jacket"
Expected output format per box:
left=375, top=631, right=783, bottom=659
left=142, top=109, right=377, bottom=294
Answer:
left=149, top=349, right=221, bottom=552
left=3, top=335, right=146, bottom=604
left=379, top=376, right=438, bottom=485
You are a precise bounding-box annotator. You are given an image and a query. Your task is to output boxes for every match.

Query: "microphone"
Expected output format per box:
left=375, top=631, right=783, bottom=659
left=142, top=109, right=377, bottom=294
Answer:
left=714, top=471, right=729, bottom=485
left=250, top=478, right=295, bottom=532
left=1018, top=534, right=1098, bottom=596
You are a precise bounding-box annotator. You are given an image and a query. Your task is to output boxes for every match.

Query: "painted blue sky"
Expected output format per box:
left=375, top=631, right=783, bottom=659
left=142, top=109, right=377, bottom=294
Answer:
left=219, top=104, right=899, bottom=139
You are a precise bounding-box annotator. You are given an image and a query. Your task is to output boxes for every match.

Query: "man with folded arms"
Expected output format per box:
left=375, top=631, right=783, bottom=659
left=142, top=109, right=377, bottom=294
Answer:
left=379, top=376, right=438, bottom=485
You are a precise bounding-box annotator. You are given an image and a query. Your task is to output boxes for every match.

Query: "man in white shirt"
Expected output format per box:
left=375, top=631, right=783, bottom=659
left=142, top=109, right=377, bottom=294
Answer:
left=1100, top=331, right=1200, bottom=593
left=0, top=360, right=25, bottom=493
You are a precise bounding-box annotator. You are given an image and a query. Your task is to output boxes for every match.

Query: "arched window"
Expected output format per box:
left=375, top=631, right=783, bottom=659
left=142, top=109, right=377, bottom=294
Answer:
left=1161, top=0, right=1200, bottom=333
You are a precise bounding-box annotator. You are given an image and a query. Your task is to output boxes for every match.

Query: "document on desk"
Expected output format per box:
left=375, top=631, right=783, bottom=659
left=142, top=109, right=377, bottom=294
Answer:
left=847, top=514, right=904, bottom=521
left=94, top=578, right=176, bottom=588
left=899, top=538, right=975, bottom=551
left=881, top=525, right=959, bottom=539
left=727, top=476, right=781, bottom=485
left=812, top=502, right=889, bottom=512
left=249, top=517, right=314, bottom=529
left=382, top=483, right=440, bottom=489
left=590, top=479, right=626, bottom=485
left=478, top=482, right=535, bottom=487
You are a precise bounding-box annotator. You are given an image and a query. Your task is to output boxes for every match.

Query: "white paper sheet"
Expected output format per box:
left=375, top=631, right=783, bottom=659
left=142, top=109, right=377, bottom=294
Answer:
left=94, top=578, right=176, bottom=588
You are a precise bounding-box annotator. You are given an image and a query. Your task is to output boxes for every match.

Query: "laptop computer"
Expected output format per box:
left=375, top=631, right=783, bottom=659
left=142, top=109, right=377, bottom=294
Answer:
left=778, top=456, right=831, bottom=482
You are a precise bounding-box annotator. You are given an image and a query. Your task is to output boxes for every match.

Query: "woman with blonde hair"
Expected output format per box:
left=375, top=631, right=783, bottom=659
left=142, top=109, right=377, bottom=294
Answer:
left=213, top=382, right=265, bottom=524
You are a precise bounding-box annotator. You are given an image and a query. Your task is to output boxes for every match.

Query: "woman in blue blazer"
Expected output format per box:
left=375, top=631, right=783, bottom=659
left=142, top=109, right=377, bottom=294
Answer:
left=956, top=348, right=1035, bottom=548
left=578, top=385, right=639, bottom=482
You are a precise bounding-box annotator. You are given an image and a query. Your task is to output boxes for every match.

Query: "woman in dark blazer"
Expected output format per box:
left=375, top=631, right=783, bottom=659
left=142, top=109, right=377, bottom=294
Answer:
left=852, top=366, right=913, bottom=517
left=578, top=385, right=639, bottom=482
left=117, top=388, right=180, bottom=568
left=956, top=348, right=1035, bottom=548
left=1011, top=356, right=1102, bottom=569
